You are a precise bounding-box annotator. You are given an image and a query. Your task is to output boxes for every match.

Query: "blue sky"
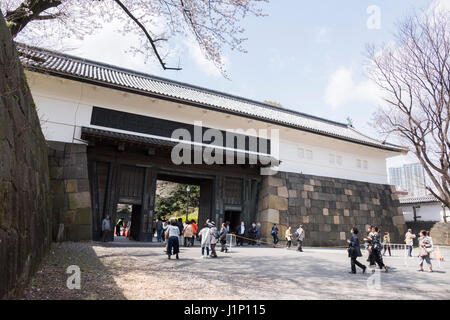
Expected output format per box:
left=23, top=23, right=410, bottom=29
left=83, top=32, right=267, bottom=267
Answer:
left=33, top=0, right=447, bottom=167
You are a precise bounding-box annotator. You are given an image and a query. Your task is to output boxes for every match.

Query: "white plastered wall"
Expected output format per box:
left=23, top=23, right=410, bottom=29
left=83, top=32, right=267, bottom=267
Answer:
left=27, top=71, right=400, bottom=184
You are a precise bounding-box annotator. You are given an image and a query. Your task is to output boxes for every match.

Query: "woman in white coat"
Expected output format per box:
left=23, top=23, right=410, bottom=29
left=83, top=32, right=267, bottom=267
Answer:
left=199, top=225, right=212, bottom=258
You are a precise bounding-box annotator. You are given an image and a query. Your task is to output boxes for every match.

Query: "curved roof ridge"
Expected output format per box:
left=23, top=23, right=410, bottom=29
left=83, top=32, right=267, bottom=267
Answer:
left=16, top=42, right=407, bottom=153
left=16, top=42, right=348, bottom=128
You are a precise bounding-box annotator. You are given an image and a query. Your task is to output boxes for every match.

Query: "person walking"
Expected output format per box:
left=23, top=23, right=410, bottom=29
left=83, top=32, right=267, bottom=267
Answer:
left=347, top=227, right=367, bottom=274
left=296, top=225, right=305, bottom=252
left=165, top=218, right=180, bottom=260
left=285, top=227, right=292, bottom=249
left=183, top=221, right=194, bottom=247
left=101, top=215, right=111, bottom=242
left=418, top=230, right=433, bottom=272
left=219, top=222, right=228, bottom=253
left=271, top=224, right=279, bottom=247
left=210, top=222, right=219, bottom=258
left=405, top=229, right=416, bottom=257
left=256, top=223, right=262, bottom=246
left=368, top=226, right=388, bottom=272
left=162, top=220, right=169, bottom=251
left=236, top=221, right=246, bottom=246
left=191, top=219, right=198, bottom=247
left=156, top=218, right=163, bottom=242
left=115, top=218, right=122, bottom=237
left=177, top=218, right=184, bottom=246
left=199, top=224, right=212, bottom=258
left=383, top=232, right=391, bottom=256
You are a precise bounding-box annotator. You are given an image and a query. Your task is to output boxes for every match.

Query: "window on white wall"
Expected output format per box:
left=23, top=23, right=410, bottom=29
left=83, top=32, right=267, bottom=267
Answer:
left=306, top=149, right=313, bottom=160
left=329, top=153, right=335, bottom=164
left=336, top=155, right=343, bottom=166
left=356, top=159, right=362, bottom=168
left=297, top=148, right=304, bottom=159
left=363, top=160, right=368, bottom=170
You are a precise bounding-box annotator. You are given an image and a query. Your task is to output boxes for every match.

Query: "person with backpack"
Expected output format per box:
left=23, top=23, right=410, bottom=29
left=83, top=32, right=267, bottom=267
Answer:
left=191, top=219, right=198, bottom=247
left=183, top=221, right=194, bottom=247
left=165, top=218, right=180, bottom=260
left=295, top=225, right=305, bottom=252
left=209, top=222, right=219, bottom=258
left=418, top=230, right=433, bottom=272
left=285, top=226, right=293, bottom=249
left=219, top=222, right=228, bottom=253
left=368, top=226, right=388, bottom=272
left=199, top=224, right=212, bottom=258
left=271, top=224, right=279, bottom=248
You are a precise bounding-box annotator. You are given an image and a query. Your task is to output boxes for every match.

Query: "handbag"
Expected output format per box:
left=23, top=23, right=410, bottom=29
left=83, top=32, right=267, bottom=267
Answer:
left=165, top=232, right=169, bottom=240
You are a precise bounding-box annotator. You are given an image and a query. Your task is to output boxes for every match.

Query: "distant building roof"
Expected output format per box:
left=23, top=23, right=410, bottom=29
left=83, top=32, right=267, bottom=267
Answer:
left=17, top=43, right=407, bottom=153
left=399, top=195, right=441, bottom=205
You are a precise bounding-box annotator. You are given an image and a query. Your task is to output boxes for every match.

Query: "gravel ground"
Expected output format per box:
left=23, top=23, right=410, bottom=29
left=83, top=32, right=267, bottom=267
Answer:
left=22, top=239, right=450, bottom=300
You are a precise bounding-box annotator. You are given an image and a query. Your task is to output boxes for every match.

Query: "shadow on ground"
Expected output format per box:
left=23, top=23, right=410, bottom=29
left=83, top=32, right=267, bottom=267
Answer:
left=22, top=242, right=126, bottom=300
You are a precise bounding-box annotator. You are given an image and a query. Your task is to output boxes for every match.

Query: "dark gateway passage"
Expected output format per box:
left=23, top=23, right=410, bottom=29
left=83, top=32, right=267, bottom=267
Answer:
left=83, top=126, right=262, bottom=242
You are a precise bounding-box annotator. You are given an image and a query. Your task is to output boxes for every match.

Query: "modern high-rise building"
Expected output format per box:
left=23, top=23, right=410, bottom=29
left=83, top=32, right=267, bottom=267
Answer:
left=388, top=163, right=427, bottom=196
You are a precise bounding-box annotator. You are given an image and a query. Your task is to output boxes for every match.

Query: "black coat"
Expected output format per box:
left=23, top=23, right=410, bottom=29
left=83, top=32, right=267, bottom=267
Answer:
left=177, top=222, right=184, bottom=235
left=348, top=234, right=362, bottom=258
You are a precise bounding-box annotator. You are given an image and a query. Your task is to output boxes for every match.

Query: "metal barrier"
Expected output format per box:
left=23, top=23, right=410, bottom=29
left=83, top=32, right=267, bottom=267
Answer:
left=226, top=233, right=236, bottom=252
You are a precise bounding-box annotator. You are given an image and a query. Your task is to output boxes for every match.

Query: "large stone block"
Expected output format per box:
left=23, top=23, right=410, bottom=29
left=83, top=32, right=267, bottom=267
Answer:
left=68, top=192, right=91, bottom=210
left=259, top=209, right=280, bottom=224
left=265, top=194, right=288, bottom=211
left=277, top=186, right=289, bottom=198
left=392, top=215, right=405, bottom=226
left=65, top=179, right=77, bottom=193
left=264, top=176, right=283, bottom=187
left=288, top=190, right=297, bottom=198
left=304, top=185, right=314, bottom=192
left=333, top=216, right=340, bottom=224
left=74, top=208, right=92, bottom=225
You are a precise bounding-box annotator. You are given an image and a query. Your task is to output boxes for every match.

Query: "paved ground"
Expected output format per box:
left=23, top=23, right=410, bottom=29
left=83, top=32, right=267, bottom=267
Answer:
left=22, top=238, right=450, bottom=300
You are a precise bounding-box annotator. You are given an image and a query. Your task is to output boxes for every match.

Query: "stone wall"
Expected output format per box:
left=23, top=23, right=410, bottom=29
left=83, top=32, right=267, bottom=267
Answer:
left=257, top=172, right=406, bottom=246
left=0, top=16, right=51, bottom=299
left=48, top=141, right=92, bottom=241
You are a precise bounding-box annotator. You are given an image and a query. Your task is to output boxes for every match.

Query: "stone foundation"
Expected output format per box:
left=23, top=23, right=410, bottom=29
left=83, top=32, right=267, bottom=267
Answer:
left=0, top=19, right=52, bottom=298
left=257, top=172, right=406, bottom=246
left=48, top=141, right=92, bottom=241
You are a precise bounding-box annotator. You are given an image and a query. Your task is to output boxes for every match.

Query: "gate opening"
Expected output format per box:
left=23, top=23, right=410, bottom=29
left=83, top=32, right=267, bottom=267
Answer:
left=224, top=210, right=241, bottom=233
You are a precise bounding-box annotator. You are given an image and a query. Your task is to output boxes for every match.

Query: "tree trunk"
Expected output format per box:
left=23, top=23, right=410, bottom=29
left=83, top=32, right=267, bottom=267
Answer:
left=0, top=15, right=51, bottom=299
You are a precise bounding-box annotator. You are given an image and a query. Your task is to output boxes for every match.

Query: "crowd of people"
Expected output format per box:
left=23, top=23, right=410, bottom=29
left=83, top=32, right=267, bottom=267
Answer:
left=270, top=223, right=305, bottom=251
left=103, top=215, right=437, bottom=274
left=347, top=225, right=435, bottom=274
left=158, top=217, right=231, bottom=259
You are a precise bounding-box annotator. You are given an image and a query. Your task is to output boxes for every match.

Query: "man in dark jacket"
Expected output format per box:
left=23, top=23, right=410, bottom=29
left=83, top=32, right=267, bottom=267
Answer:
left=271, top=224, right=279, bottom=247
left=248, top=223, right=257, bottom=245
left=177, top=218, right=184, bottom=236
left=347, top=227, right=367, bottom=274
left=236, top=221, right=245, bottom=246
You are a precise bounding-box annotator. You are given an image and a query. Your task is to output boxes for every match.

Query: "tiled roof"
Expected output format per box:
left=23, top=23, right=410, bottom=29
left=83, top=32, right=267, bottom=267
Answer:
left=399, top=195, right=441, bottom=205
left=17, top=43, right=407, bottom=153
